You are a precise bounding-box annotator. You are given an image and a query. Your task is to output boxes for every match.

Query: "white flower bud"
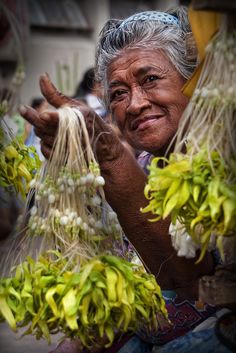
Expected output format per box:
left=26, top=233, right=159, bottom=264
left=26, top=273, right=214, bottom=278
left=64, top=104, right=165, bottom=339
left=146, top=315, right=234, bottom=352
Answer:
left=91, top=195, right=101, bottom=206
left=59, top=184, right=65, bottom=192
left=201, top=87, right=208, bottom=98
left=48, top=194, right=56, bottom=204
left=30, top=206, right=38, bottom=216
left=60, top=216, right=68, bottom=225
left=39, top=184, right=44, bottom=192
left=115, top=224, right=121, bottom=231
left=94, top=176, right=105, bottom=187
left=194, top=89, right=200, bottom=96
left=88, top=228, right=95, bottom=236
left=67, top=178, right=74, bottom=186
left=40, top=224, right=46, bottom=231
left=80, top=176, right=86, bottom=185
left=82, top=222, right=89, bottom=231
left=76, top=217, right=82, bottom=226
left=35, top=194, right=41, bottom=201
left=86, top=173, right=95, bottom=185
left=108, top=211, right=117, bottom=221
left=88, top=216, right=95, bottom=225
left=57, top=177, right=63, bottom=185
left=68, top=212, right=76, bottom=222
left=31, top=222, right=37, bottom=230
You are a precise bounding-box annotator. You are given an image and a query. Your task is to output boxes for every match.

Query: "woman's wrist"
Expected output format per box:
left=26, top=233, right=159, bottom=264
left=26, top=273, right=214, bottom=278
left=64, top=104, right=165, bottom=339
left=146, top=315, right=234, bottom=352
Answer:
left=95, top=124, right=126, bottom=167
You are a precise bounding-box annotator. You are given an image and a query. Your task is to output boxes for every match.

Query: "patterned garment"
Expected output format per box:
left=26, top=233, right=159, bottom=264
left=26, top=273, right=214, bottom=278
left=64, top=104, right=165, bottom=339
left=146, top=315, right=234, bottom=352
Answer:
left=151, top=328, right=232, bottom=353
left=137, top=151, right=153, bottom=174
left=137, top=292, right=218, bottom=345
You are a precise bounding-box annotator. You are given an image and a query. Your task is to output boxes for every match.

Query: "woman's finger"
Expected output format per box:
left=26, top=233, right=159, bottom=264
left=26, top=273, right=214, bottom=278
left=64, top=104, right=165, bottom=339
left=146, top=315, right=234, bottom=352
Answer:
left=39, top=110, right=59, bottom=132
left=39, top=73, right=80, bottom=108
left=41, top=141, right=53, bottom=160
left=19, top=105, right=40, bottom=128
left=35, top=130, right=55, bottom=146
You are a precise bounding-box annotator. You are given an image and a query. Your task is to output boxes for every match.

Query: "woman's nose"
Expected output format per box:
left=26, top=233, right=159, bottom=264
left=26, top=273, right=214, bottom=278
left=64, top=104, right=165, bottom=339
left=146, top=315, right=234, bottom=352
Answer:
left=126, top=87, right=150, bottom=115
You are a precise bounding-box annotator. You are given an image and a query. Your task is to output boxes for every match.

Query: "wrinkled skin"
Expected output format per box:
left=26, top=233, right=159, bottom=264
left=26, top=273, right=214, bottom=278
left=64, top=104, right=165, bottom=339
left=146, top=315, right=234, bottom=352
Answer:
left=20, top=50, right=214, bottom=353
left=20, top=73, right=123, bottom=164
left=107, top=48, right=189, bottom=156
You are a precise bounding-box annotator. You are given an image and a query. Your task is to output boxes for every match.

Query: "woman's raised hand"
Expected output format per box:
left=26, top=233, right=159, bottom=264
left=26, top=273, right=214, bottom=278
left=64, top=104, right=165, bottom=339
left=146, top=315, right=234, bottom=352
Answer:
left=20, top=73, right=121, bottom=162
left=20, top=73, right=82, bottom=158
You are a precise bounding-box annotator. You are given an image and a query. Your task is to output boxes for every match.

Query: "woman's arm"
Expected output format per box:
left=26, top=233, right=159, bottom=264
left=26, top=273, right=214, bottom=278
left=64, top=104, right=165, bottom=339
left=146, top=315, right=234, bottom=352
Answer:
left=99, top=144, right=214, bottom=299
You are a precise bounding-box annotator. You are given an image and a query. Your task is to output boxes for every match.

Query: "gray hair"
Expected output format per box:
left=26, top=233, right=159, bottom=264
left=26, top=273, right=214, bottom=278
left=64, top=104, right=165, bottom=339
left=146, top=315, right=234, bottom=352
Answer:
left=95, top=6, right=197, bottom=105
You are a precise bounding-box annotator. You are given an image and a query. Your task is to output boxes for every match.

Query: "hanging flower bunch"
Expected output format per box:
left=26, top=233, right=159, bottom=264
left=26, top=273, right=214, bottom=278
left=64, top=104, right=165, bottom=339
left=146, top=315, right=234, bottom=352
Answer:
left=0, top=106, right=168, bottom=348
left=0, top=137, right=41, bottom=198
left=142, top=19, right=236, bottom=262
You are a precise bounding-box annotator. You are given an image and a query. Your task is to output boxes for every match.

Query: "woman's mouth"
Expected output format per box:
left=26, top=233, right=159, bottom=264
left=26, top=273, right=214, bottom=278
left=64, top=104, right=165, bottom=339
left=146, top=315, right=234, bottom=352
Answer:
left=131, top=116, right=163, bottom=131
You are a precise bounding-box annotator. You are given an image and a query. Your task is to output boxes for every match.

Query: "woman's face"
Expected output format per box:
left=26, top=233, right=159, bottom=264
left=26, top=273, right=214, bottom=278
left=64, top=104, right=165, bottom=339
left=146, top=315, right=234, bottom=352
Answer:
left=107, top=48, right=189, bottom=155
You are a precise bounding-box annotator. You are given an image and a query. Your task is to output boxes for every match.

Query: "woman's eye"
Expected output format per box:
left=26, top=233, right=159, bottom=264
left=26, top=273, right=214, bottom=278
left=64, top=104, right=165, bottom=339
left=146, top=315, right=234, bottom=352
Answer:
left=145, top=75, right=158, bottom=83
left=110, top=89, right=126, bottom=102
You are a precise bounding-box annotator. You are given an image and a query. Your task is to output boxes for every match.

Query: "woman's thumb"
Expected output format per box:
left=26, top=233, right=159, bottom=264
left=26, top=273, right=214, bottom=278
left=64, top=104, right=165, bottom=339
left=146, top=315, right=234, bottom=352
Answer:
left=39, top=73, right=77, bottom=108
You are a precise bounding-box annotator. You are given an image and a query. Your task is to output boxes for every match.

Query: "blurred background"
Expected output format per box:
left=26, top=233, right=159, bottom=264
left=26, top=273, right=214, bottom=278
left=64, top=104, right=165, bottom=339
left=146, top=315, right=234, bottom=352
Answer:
left=0, top=0, right=178, bottom=105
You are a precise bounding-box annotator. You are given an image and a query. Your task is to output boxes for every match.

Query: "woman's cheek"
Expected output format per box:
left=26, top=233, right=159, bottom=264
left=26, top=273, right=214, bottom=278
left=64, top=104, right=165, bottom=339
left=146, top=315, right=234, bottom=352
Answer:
left=111, top=107, right=125, bottom=130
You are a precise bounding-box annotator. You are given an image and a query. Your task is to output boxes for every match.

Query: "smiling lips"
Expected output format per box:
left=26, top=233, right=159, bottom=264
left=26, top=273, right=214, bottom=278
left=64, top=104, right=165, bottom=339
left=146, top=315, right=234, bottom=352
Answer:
left=131, top=115, right=163, bottom=131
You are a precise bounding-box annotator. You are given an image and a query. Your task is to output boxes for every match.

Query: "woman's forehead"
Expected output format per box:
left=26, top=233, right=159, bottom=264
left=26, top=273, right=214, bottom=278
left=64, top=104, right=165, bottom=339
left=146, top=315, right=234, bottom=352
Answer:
left=107, top=48, right=172, bottom=80
left=110, top=47, right=165, bottom=63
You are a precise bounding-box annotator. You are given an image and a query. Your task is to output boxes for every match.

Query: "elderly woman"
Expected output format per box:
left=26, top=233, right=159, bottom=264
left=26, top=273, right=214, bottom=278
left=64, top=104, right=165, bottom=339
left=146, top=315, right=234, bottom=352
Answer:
left=20, top=6, right=221, bottom=353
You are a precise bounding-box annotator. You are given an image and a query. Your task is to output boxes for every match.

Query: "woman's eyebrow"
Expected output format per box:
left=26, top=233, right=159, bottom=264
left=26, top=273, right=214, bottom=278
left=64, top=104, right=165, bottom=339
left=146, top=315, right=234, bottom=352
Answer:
left=108, top=65, right=163, bottom=89
left=109, top=80, right=125, bottom=89
left=136, top=65, right=163, bottom=76
left=136, top=66, right=153, bottom=75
